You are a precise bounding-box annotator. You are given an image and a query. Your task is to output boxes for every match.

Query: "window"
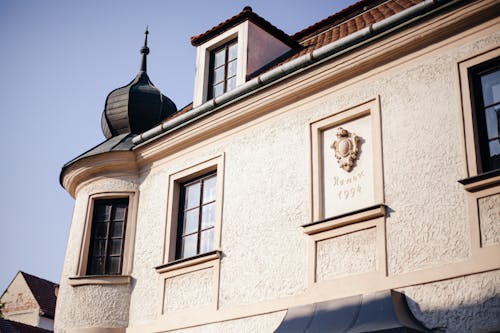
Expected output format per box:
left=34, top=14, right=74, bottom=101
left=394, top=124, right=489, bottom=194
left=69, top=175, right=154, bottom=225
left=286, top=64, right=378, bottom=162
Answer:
left=208, top=40, right=238, bottom=99
left=176, top=173, right=217, bottom=259
left=86, top=198, right=129, bottom=275
left=469, top=57, right=500, bottom=173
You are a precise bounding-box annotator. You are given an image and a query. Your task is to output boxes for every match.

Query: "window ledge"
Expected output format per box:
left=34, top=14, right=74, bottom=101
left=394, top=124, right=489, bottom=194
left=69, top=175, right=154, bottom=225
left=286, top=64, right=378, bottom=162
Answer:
left=458, top=169, right=500, bottom=192
left=302, top=204, right=386, bottom=235
left=155, top=250, right=221, bottom=274
left=68, top=275, right=131, bottom=286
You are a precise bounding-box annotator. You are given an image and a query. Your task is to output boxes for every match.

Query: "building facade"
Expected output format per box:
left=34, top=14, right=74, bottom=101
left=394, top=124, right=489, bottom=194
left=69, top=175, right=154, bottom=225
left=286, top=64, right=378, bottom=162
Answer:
left=56, top=0, right=500, bottom=332
left=1, top=272, right=58, bottom=332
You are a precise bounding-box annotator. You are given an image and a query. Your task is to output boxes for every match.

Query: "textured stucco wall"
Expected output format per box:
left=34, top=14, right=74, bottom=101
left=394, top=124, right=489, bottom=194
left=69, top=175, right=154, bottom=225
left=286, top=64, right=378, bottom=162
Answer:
left=168, top=311, right=286, bottom=333
left=316, top=227, right=377, bottom=281
left=478, top=193, right=500, bottom=247
left=55, top=177, right=138, bottom=331
left=57, top=17, right=500, bottom=333
left=402, top=270, right=500, bottom=333
left=164, top=268, right=214, bottom=312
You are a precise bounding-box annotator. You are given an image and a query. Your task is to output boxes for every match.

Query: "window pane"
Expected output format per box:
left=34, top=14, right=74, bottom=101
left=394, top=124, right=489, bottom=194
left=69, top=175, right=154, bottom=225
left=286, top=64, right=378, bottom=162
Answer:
left=489, top=140, right=500, bottom=158
left=481, top=69, right=500, bottom=106
left=94, top=204, right=108, bottom=221
left=227, top=76, right=236, bottom=92
left=185, top=182, right=201, bottom=209
left=93, top=239, right=106, bottom=256
left=213, top=83, right=224, bottom=98
left=109, top=239, right=122, bottom=255
left=200, top=229, right=214, bottom=254
left=201, top=203, right=215, bottom=229
left=214, top=49, right=225, bottom=67
left=112, top=205, right=127, bottom=221
left=183, top=208, right=199, bottom=235
left=214, top=67, right=225, bottom=84
left=227, top=60, right=237, bottom=77
left=111, top=222, right=124, bottom=238
left=228, top=43, right=237, bottom=61
left=202, top=176, right=216, bottom=203
left=181, top=234, right=197, bottom=258
left=95, top=222, right=107, bottom=238
left=107, top=256, right=121, bottom=274
left=89, top=256, right=104, bottom=275
left=485, top=106, right=500, bottom=139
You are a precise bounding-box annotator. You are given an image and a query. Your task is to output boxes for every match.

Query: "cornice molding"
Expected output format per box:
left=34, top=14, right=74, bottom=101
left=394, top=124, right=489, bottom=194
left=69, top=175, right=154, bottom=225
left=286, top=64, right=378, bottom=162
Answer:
left=61, top=151, right=138, bottom=198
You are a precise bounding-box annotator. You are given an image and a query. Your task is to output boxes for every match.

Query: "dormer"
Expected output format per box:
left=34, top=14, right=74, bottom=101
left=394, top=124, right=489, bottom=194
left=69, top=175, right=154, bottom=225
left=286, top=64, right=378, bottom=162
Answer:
left=191, top=6, right=299, bottom=107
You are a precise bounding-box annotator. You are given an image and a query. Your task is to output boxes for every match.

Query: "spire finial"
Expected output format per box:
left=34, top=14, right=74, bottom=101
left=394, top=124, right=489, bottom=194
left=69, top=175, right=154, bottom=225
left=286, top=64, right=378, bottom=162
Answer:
left=140, top=26, right=150, bottom=72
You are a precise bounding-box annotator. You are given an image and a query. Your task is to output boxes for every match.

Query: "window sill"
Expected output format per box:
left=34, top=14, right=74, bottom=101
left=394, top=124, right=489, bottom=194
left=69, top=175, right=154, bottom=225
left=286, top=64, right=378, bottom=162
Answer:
left=68, top=275, right=131, bottom=286
left=302, top=204, right=386, bottom=235
left=155, top=250, right=221, bottom=274
left=458, top=169, right=500, bottom=192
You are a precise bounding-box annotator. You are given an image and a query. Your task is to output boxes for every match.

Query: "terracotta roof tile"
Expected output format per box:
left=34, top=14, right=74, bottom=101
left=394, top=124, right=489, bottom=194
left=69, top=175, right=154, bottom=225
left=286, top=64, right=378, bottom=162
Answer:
left=163, top=0, right=423, bottom=125
left=20, top=272, right=58, bottom=319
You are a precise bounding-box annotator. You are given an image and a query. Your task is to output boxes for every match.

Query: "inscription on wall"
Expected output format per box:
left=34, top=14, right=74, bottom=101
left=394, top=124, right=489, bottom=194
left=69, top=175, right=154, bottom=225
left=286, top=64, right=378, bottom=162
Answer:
left=322, top=115, right=375, bottom=217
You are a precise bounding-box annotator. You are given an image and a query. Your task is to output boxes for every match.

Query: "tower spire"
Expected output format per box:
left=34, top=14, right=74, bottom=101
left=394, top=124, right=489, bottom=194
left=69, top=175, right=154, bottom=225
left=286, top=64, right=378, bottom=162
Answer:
left=140, top=26, right=149, bottom=72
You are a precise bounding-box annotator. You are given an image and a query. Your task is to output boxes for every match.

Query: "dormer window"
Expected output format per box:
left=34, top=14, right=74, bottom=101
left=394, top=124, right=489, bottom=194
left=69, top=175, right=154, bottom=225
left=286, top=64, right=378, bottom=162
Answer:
left=208, top=40, right=238, bottom=99
left=191, top=7, right=299, bottom=108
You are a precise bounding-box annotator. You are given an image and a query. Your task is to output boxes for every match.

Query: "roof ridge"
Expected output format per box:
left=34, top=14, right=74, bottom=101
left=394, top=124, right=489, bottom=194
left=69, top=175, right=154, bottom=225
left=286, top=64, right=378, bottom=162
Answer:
left=20, top=271, right=58, bottom=287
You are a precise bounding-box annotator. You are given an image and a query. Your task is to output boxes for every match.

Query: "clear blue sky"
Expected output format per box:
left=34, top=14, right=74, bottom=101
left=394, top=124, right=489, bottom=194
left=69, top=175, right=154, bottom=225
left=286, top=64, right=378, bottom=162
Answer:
left=0, top=0, right=357, bottom=289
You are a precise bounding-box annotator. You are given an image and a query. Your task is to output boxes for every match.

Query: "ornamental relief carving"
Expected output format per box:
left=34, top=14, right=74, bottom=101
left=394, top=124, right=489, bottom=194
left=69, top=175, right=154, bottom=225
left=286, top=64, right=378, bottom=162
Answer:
left=330, top=127, right=361, bottom=172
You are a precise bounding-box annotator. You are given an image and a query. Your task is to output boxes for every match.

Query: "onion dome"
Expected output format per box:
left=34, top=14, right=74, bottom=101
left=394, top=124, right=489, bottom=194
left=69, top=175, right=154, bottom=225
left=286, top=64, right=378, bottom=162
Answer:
left=101, top=28, right=177, bottom=138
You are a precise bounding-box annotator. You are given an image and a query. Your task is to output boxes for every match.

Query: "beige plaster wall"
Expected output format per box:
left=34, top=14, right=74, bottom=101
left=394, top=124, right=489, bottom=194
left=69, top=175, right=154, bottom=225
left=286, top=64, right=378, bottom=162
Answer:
left=57, top=10, right=500, bottom=333
left=478, top=193, right=500, bottom=247
left=401, top=270, right=500, bottom=333
left=164, top=268, right=214, bottom=312
left=55, top=176, right=138, bottom=331
left=167, top=311, right=286, bottom=333
left=128, top=21, right=499, bottom=329
left=316, top=227, right=377, bottom=282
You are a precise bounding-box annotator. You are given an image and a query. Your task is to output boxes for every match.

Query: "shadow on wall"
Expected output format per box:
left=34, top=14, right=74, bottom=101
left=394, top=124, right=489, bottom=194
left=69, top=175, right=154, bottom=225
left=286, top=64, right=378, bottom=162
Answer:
left=406, top=293, right=500, bottom=333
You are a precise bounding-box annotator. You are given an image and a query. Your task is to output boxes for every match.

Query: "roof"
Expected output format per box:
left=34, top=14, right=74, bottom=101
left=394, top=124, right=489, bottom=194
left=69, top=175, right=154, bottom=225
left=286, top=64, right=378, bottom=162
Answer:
left=20, top=272, right=58, bottom=319
left=285, top=0, right=423, bottom=62
left=159, top=0, right=424, bottom=122
left=190, top=6, right=299, bottom=48
left=0, top=318, right=53, bottom=333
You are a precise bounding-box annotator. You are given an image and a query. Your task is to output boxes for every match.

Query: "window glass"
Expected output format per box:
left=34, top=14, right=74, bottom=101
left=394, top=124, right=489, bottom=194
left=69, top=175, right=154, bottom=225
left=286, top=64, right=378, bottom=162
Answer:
left=177, top=173, right=217, bottom=259
left=208, top=40, right=238, bottom=99
left=184, top=209, right=199, bottom=235
left=201, top=203, right=215, bottom=229
left=87, top=198, right=128, bottom=275
left=203, top=176, right=217, bottom=203
left=472, top=61, right=500, bottom=172
left=228, top=43, right=237, bottom=61
left=185, top=183, right=201, bottom=209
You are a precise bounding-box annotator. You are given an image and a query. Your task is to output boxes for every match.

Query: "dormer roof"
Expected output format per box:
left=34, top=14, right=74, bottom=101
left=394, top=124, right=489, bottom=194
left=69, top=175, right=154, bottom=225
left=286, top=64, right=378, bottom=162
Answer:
left=190, top=6, right=299, bottom=49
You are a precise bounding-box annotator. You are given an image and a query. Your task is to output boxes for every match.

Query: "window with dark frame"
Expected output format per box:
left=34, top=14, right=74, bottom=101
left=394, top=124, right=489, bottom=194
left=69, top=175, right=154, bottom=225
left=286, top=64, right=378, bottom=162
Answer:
left=208, top=40, right=238, bottom=99
left=86, top=198, right=129, bottom=275
left=469, top=57, right=500, bottom=173
left=176, top=173, right=217, bottom=260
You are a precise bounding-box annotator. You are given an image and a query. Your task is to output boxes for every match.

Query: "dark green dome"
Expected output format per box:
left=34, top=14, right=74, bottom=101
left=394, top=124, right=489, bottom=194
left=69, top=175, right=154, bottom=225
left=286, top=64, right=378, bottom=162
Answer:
left=101, top=29, right=177, bottom=139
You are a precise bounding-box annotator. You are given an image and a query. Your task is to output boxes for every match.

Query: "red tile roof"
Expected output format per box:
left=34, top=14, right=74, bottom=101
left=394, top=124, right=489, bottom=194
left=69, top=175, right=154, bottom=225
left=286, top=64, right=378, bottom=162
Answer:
left=283, top=0, right=423, bottom=64
left=167, top=0, right=424, bottom=122
left=0, top=318, right=52, bottom=333
left=20, top=272, right=58, bottom=319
